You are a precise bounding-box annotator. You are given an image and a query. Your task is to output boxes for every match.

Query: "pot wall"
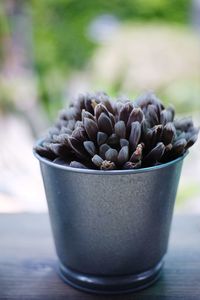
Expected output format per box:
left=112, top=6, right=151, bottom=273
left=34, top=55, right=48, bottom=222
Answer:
left=39, top=157, right=183, bottom=276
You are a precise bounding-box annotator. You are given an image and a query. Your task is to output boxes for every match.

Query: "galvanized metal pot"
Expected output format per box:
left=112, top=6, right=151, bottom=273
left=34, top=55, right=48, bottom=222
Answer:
left=34, top=142, right=186, bottom=294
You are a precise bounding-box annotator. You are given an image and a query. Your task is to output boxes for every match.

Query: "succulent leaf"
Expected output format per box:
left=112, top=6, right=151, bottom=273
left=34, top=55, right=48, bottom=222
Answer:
left=107, top=133, right=119, bottom=146
left=92, top=155, right=103, bottom=167
left=129, top=121, right=141, bottom=151
left=127, top=107, right=143, bottom=128
left=98, top=112, right=113, bottom=136
left=105, top=148, right=118, bottom=162
left=115, top=121, right=126, bottom=139
left=95, top=103, right=109, bottom=119
left=99, top=143, right=110, bottom=158
left=162, top=122, right=176, bottom=145
left=119, top=102, right=133, bottom=124
left=97, top=132, right=108, bottom=145
left=118, top=146, right=129, bottom=165
left=83, top=141, right=96, bottom=156
left=70, top=161, right=87, bottom=169
left=120, top=138, right=129, bottom=147
left=84, top=117, right=98, bottom=141
left=143, top=142, right=165, bottom=166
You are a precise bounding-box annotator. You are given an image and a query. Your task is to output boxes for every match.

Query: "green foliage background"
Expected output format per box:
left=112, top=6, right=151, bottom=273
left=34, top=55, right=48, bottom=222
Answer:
left=31, top=0, right=190, bottom=74
left=30, top=0, right=191, bottom=116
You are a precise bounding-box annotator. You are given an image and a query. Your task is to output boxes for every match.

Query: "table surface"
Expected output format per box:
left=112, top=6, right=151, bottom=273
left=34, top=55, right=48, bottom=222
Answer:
left=0, top=214, right=200, bottom=300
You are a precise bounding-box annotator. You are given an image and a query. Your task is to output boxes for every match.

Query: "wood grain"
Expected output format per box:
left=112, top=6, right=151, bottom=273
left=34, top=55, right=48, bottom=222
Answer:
left=0, top=214, right=200, bottom=299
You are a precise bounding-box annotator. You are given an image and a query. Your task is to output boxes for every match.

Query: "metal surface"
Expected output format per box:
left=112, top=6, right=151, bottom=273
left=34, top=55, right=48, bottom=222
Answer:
left=58, top=259, right=164, bottom=294
left=34, top=142, right=185, bottom=294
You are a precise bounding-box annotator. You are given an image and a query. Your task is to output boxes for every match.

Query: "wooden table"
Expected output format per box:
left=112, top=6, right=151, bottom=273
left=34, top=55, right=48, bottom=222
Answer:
left=0, top=214, right=200, bottom=299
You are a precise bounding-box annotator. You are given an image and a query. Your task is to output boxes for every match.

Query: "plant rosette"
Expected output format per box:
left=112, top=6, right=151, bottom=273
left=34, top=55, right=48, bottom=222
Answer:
left=34, top=91, right=199, bottom=294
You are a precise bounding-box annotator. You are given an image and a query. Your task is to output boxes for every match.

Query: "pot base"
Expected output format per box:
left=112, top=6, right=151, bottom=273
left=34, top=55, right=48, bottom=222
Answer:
left=58, top=259, right=164, bottom=295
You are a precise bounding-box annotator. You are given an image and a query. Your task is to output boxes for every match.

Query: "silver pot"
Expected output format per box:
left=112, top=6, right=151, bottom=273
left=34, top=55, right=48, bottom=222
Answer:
left=34, top=141, right=186, bottom=294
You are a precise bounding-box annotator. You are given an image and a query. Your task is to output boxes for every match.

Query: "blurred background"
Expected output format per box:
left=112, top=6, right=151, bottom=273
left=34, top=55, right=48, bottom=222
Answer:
left=0, top=0, right=199, bottom=213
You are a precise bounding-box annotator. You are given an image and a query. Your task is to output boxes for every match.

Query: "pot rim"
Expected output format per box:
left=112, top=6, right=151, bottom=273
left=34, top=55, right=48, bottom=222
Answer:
left=33, top=138, right=188, bottom=175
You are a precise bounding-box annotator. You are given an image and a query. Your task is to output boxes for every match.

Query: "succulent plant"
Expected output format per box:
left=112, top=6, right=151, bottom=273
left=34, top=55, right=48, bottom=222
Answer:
left=35, top=91, right=199, bottom=170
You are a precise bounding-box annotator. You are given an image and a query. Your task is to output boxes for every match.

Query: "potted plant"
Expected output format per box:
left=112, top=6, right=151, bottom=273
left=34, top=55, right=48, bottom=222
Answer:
left=34, top=92, right=198, bottom=294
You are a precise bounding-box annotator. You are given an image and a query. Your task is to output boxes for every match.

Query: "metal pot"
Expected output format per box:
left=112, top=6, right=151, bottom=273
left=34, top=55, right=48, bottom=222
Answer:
left=34, top=141, right=186, bottom=294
